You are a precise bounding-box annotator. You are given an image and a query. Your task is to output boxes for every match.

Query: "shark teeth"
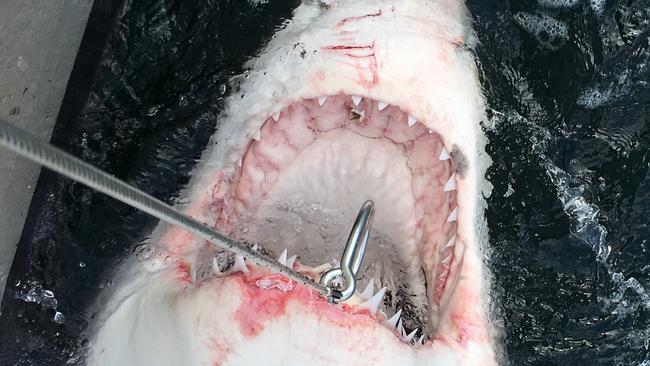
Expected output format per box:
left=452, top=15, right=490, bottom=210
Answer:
left=252, top=243, right=258, bottom=251
left=407, top=115, right=417, bottom=127
left=441, top=253, right=452, bottom=265
left=318, top=96, right=327, bottom=106
left=378, top=102, right=388, bottom=111
left=447, top=207, right=458, bottom=222
left=397, top=319, right=405, bottom=337
left=396, top=319, right=418, bottom=344
left=252, top=129, right=261, bottom=141
left=446, top=235, right=456, bottom=248
left=439, top=146, right=450, bottom=160
left=386, top=308, right=402, bottom=328
left=286, top=254, right=297, bottom=269
left=352, top=95, right=362, bottom=106
left=358, top=287, right=387, bottom=316
left=359, top=278, right=375, bottom=300
left=212, top=257, right=222, bottom=275
left=231, top=254, right=249, bottom=274
left=403, top=328, right=418, bottom=343
left=278, top=248, right=288, bottom=266
left=415, top=334, right=425, bottom=347
left=271, top=112, right=280, bottom=122
left=443, top=173, right=456, bottom=192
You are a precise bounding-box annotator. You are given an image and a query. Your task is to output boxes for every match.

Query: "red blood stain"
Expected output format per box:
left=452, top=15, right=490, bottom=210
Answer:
left=336, top=10, right=383, bottom=27
left=235, top=279, right=291, bottom=337
left=321, top=42, right=379, bottom=88
left=233, top=274, right=377, bottom=338
left=173, top=261, right=192, bottom=283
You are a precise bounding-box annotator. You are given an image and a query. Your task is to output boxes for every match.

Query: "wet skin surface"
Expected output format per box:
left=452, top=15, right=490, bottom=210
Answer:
left=1, top=0, right=650, bottom=365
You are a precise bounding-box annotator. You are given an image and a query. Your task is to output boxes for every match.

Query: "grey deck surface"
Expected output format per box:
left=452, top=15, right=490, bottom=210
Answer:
left=0, top=0, right=93, bottom=297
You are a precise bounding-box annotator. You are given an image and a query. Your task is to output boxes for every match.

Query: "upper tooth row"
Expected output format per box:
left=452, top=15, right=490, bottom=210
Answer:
left=266, top=97, right=457, bottom=196
left=267, top=98, right=454, bottom=168
left=270, top=95, right=423, bottom=130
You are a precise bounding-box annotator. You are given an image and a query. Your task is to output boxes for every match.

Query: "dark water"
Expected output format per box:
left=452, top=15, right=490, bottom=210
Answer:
left=1, top=0, right=649, bottom=365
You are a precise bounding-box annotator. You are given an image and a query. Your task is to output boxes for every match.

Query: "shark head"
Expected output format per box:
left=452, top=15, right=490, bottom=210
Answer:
left=88, top=1, right=496, bottom=365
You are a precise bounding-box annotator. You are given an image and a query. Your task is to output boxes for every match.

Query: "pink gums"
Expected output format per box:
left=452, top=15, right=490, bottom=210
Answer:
left=234, top=272, right=375, bottom=338
left=208, top=94, right=459, bottom=305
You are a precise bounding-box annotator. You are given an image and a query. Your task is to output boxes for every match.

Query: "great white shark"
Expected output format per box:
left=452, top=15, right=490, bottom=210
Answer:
left=87, top=0, right=496, bottom=364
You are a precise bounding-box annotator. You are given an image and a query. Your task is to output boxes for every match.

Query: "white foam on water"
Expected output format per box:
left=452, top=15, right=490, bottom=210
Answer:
left=544, top=162, right=610, bottom=260
left=513, top=12, right=569, bottom=50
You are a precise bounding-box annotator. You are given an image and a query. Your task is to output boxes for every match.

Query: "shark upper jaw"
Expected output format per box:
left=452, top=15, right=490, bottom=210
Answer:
left=88, top=1, right=496, bottom=365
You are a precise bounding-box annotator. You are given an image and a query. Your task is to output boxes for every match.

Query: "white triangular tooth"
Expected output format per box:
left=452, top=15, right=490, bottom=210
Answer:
left=352, top=95, right=362, bottom=106
left=252, top=243, right=258, bottom=251
left=272, top=112, right=280, bottom=122
left=397, top=319, right=405, bottom=337
left=415, top=334, right=425, bottom=347
left=404, top=328, right=418, bottom=343
left=359, top=278, right=375, bottom=300
left=386, top=308, right=402, bottom=328
left=252, top=129, right=261, bottom=141
left=278, top=248, right=288, bottom=266
left=428, top=129, right=433, bottom=134
left=231, top=255, right=249, bottom=274
left=408, top=115, right=417, bottom=127
left=212, top=257, right=222, bottom=275
left=443, top=174, right=456, bottom=192
left=441, top=254, right=452, bottom=265
left=318, top=96, right=327, bottom=106
left=286, top=255, right=297, bottom=269
left=358, top=287, right=386, bottom=315
left=439, top=146, right=450, bottom=160
left=378, top=102, right=388, bottom=111
left=445, top=235, right=456, bottom=248
left=447, top=207, right=458, bottom=222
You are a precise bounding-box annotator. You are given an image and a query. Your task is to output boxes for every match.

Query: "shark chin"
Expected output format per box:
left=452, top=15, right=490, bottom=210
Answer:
left=87, top=1, right=496, bottom=365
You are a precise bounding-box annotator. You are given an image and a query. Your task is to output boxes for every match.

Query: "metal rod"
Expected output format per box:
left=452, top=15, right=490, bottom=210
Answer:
left=0, top=118, right=330, bottom=296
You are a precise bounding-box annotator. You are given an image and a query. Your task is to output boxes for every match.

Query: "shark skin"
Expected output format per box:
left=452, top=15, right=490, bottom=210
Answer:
left=87, top=1, right=496, bottom=365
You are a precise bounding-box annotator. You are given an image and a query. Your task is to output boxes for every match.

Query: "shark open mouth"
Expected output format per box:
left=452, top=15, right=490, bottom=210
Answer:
left=88, top=1, right=497, bottom=365
left=199, top=94, right=462, bottom=345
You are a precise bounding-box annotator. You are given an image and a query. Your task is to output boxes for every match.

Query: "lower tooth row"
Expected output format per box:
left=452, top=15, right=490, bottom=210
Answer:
left=358, top=280, right=424, bottom=347
left=208, top=247, right=424, bottom=347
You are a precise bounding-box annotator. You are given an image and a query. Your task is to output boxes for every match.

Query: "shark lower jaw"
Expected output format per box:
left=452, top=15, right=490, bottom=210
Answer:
left=142, top=93, right=486, bottom=360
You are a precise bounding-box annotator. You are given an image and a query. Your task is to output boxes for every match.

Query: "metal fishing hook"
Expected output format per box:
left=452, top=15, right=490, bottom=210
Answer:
left=319, top=200, right=375, bottom=303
